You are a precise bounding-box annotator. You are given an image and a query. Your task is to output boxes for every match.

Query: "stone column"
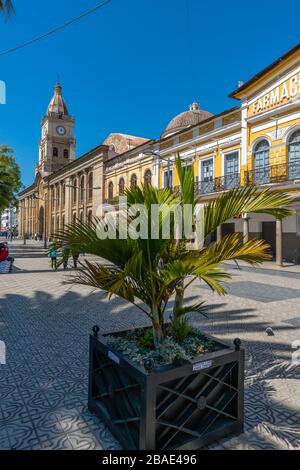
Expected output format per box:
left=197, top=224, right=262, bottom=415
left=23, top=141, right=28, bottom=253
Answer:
left=242, top=214, right=250, bottom=243
left=93, top=160, right=105, bottom=216
left=217, top=225, right=222, bottom=242
left=76, top=174, right=80, bottom=222
left=85, top=170, right=89, bottom=222
left=276, top=218, right=283, bottom=267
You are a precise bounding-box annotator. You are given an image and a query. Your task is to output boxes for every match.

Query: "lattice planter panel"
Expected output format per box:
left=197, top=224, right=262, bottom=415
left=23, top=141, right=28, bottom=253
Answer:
left=88, top=329, right=244, bottom=450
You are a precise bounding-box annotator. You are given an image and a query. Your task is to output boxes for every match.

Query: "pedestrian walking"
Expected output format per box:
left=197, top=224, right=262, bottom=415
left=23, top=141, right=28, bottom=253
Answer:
left=48, top=246, right=58, bottom=271
left=72, top=251, right=80, bottom=269
left=62, top=245, right=70, bottom=271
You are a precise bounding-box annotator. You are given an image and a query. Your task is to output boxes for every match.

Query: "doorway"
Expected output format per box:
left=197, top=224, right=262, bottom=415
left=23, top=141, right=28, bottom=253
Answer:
left=221, top=223, right=235, bottom=237
left=262, top=221, right=276, bottom=259
left=38, top=206, right=44, bottom=239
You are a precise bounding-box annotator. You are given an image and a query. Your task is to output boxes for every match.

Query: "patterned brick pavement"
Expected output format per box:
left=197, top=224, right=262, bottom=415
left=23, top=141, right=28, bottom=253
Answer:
left=0, top=240, right=300, bottom=450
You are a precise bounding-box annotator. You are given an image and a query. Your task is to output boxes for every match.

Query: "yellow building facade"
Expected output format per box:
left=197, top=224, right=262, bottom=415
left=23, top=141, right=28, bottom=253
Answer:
left=19, top=44, right=300, bottom=264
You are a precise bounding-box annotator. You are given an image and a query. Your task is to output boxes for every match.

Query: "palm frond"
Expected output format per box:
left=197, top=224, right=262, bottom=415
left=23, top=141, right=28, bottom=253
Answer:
left=175, top=157, right=195, bottom=206
left=204, top=187, right=293, bottom=237
left=174, top=302, right=210, bottom=318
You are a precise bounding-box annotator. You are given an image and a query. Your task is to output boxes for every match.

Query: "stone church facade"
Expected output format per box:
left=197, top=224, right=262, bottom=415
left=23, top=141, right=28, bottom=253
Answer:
left=19, top=43, right=300, bottom=264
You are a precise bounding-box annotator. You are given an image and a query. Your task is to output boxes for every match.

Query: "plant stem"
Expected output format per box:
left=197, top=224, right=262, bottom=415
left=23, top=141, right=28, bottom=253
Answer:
left=152, top=304, right=164, bottom=348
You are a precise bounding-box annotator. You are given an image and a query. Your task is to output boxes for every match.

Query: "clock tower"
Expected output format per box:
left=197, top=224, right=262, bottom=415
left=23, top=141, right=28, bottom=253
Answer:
left=37, top=82, right=76, bottom=175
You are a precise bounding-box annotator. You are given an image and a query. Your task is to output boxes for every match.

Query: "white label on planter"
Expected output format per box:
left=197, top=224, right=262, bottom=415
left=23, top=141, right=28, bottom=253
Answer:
left=193, top=360, right=212, bottom=371
left=108, top=351, right=120, bottom=365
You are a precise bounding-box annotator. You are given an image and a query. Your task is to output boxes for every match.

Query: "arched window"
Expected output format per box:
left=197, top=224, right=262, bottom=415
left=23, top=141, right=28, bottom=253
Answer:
left=80, top=210, right=84, bottom=223
left=88, top=210, right=93, bottom=225
left=72, top=212, right=77, bottom=224
left=288, top=129, right=300, bottom=179
left=119, top=178, right=125, bottom=195
left=53, top=147, right=58, bottom=157
left=73, top=179, right=77, bottom=204
left=80, top=176, right=85, bottom=203
left=253, top=140, right=270, bottom=184
left=56, top=216, right=60, bottom=230
left=56, top=185, right=60, bottom=205
left=88, top=173, right=93, bottom=201
left=130, top=174, right=137, bottom=188
left=62, top=215, right=65, bottom=227
left=108, top=181, right=114, bottom=200
left=64, top=149, right=69, bottom=159
left=144, top=169, right=152, bottom=186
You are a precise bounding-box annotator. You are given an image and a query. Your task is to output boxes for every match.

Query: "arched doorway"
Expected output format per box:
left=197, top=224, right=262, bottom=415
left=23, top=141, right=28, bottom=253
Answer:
left=38, top=206, right=44, bottom=238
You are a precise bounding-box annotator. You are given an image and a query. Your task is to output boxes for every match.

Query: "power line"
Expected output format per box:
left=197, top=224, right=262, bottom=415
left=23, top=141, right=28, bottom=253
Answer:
left=0, top=0, right=113, bottom=57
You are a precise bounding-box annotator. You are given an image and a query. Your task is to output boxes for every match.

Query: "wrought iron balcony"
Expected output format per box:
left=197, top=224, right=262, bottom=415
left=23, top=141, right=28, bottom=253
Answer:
left=245, top=161, right=300, bottom=186
left=195, top=173, right=241, bottom=194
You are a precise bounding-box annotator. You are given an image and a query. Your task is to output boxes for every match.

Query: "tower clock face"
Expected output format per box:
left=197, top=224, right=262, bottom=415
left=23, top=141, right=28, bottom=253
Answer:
left=56, top=125, right=66, bottom=136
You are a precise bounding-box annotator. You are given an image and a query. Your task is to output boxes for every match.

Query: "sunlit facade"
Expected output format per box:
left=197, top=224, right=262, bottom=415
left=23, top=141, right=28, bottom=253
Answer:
left=19, top=44, right=300, bottom=264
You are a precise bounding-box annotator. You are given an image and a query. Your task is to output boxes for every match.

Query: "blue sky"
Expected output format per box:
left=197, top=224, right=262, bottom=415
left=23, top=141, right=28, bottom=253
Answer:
left=0, top=0, right=299, bottom=187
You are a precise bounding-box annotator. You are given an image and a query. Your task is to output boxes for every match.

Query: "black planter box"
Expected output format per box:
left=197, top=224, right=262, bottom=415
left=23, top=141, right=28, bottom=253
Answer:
left=88, top=328, right=244, bottom=450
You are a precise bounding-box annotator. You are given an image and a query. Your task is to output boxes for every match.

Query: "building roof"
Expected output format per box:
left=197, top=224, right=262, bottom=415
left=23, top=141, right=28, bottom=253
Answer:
left=103, top=133, right=151, bottom=157
left=161, top=103, right=213, bottom=139
left=230, top=43, right=300, bottom=99
left=47, top=82, right=69, bottom=116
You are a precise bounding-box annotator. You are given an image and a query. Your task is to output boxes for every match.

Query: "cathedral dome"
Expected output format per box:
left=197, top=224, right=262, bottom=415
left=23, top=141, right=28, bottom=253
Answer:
left=161, top=102, right=213, bottom=139
left=47, top=83, right=69, bottom=116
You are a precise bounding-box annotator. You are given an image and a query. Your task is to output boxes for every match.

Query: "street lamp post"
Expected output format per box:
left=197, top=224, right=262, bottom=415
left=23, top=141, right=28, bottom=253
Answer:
left=144, top=150, right=172, bottom=188
left=22, top=200, right=27, bottom=245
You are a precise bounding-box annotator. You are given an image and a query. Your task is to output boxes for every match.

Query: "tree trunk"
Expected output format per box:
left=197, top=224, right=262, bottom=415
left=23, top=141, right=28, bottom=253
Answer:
left=174, top=280, right=184, bottom=317
left=152, top=305, right=164, bottom=348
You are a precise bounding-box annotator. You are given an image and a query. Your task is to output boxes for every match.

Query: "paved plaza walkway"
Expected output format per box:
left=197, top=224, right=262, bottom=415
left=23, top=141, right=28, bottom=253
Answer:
left=0, top=240, right=300, bottom=450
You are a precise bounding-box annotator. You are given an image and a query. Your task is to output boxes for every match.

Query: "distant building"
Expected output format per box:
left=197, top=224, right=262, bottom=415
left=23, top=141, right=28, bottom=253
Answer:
left=19, top=44, right=300, bottom=264
left=0, top=207, right=18, bottom=232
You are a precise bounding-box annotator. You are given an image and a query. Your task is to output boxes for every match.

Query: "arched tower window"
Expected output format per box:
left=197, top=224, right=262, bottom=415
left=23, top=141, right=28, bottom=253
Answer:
left=253, top=140, right=270, bottom=184
left=119, top=177, right=125, bottom=195
left=130, top=174, right=137, bottom=188
left=53, top=147, right=58, bottom=157
left=288, top=130, right=300, bottom=179
left=64, top=149, right=69, bottom=159
left=88, top=173, right=93, bottom=201
left=108, top=181, right=114, bottom=200
left=144, top=169, right=152, bottom=186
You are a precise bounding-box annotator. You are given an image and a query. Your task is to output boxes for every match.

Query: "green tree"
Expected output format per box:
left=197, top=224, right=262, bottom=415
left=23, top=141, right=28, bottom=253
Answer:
left=0, top=0, right=13, bottom=15
left=0, top=145, right=21, bottom=211
left=54, top=175, right=293, bottom=348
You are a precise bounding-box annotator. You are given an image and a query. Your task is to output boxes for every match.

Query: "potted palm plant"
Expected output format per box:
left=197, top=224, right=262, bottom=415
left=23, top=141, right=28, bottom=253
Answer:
left=55, top=160, right=292, bottom=450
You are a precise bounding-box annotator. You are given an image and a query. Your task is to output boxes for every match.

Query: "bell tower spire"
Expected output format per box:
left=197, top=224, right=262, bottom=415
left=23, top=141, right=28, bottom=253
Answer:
left=37, top=82, right=76, bottom=176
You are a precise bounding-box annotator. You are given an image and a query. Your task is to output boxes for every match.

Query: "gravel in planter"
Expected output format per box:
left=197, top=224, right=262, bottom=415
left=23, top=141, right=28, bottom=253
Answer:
left=106, top=327, right=218, bottom=368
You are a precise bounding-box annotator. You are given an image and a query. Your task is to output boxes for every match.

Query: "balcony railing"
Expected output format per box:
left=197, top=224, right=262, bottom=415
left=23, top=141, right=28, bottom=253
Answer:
left=245, top=161, right=300, bottom=186
left=195, top=173, right=241, bottom=194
